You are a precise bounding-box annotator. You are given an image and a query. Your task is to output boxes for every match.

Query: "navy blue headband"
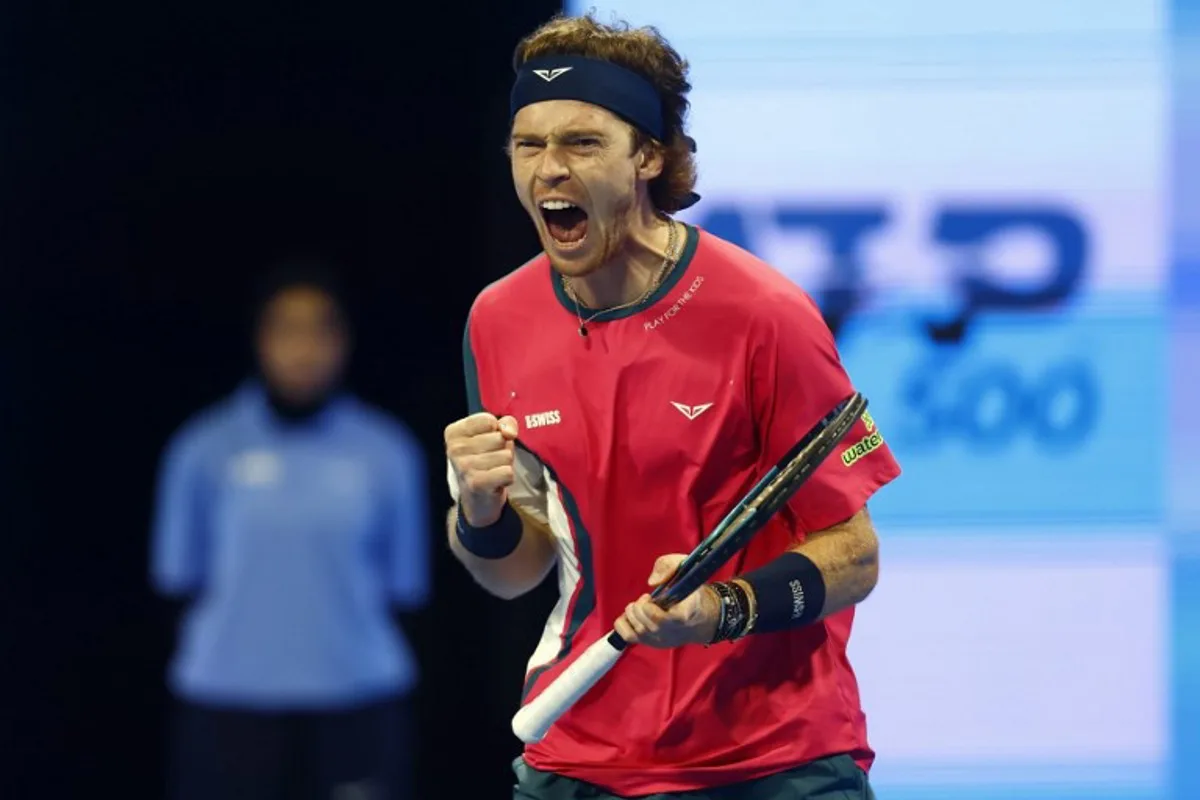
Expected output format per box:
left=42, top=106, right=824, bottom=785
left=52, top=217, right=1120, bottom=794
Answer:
left=512, top=54, right=666, bottom=140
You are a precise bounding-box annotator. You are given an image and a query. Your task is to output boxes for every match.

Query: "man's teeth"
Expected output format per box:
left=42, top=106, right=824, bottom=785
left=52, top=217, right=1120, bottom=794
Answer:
left=540, top=200, right=578, bottom=211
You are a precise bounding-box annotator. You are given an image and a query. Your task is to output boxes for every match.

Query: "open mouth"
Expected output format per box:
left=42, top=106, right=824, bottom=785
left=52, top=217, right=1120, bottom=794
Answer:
left=540, top=200, right=589, bottom=248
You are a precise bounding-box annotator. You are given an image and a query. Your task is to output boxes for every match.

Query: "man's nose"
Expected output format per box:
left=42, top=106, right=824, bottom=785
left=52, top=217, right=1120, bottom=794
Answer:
left=534, top=145, right=571, bottom=184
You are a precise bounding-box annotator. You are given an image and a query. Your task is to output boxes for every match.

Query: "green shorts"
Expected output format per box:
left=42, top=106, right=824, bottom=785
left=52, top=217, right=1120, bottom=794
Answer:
left=512, top=753, right=876, bottom=800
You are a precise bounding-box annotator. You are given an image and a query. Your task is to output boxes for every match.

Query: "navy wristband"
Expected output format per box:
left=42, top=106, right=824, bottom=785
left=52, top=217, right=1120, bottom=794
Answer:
left=455, top=501, right=524, bottom=559
left=740, top=551, right=827, bottom=632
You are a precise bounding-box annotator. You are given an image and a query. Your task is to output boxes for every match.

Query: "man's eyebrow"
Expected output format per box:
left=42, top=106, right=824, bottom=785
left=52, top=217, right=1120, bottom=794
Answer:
left=558, top=129, right=608, bottom=139
left=509, top=129, right=609, bottom=141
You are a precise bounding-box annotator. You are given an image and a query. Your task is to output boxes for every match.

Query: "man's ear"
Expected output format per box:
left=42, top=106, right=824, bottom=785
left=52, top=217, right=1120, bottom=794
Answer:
left=636, top=141, right=665, bottom=181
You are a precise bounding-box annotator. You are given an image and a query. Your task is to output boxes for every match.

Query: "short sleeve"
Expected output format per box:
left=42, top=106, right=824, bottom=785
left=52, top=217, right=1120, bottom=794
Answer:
left=462, top=314, right=484, bottom=415
left=751, top=288, right=901, bottom=535
left=149, top=426, right=210, bottom=595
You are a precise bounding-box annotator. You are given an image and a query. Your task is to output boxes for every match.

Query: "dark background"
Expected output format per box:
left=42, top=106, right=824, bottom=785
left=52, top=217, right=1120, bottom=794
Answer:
left=2, top=2, right=565, bottom=796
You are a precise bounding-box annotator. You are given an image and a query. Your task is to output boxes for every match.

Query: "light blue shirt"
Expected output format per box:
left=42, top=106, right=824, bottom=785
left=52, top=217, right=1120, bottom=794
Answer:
left=150, top=382, right=431, bottom=710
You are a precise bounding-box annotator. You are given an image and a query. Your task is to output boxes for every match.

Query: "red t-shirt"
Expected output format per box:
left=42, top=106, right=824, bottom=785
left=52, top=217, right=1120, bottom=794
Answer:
left=451, top=225, right=901, bottom=796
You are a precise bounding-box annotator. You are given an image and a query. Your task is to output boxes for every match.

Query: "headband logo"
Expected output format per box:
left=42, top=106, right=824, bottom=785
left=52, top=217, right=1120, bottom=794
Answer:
left=532, top=67, right=573, bottom=82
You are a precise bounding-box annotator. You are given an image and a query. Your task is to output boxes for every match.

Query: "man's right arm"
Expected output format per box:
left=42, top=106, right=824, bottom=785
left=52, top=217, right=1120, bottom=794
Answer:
left=444, top=412, right=558, bottom=600
left=446, top=502, right=557, bottom=600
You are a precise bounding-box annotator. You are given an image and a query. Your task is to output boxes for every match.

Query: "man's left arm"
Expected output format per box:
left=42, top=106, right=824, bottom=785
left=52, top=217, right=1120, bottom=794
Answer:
left=705, top=287, right=899, bottom=641
left=617, top=287, right=898, bottom=648
left=618, top=507, right=880, bottom=647
left=786, top=506, right=879, bottom=621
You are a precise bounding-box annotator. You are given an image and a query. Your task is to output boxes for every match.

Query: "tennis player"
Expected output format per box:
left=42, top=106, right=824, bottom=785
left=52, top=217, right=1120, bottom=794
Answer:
left=444, top=13, right=901, bottom=800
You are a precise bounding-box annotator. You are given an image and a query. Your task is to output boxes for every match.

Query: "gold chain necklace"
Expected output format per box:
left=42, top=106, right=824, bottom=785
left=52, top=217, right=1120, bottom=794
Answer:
left=562, top=220, right=680, bottom=337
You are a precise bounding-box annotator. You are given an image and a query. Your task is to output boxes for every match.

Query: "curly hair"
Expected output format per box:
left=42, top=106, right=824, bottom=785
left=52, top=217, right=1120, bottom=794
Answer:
left=512, top=13, right=698, bottom=214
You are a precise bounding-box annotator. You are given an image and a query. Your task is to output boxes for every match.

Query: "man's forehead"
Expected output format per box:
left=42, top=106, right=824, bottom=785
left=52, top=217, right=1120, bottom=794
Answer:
left=511, top=99, right=626, bottom=135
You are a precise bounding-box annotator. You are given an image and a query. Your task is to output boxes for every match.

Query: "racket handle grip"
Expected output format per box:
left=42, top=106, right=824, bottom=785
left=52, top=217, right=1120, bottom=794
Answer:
left=511, top=631, right=626, bottom=744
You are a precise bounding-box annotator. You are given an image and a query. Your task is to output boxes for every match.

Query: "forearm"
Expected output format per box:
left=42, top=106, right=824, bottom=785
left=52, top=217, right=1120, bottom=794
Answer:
left=785, top=508, right=879, bottom=619
left=446, top=504, right=557, bottom=600
left=706, top=508, right=879, bottom=642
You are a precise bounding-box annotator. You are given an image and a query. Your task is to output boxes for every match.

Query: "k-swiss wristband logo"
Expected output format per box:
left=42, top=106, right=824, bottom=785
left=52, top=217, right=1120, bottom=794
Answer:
left=788, top=578, right=806, bottom=620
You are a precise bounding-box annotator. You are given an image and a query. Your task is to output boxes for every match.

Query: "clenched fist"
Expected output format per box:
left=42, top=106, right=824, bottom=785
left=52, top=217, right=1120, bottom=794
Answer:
left=444, top=412, right=520, bottom=527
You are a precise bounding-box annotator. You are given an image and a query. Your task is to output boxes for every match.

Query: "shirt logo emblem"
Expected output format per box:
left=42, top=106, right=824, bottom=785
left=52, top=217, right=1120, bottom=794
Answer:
left=229, top=450, right=281, bottom=486
left=670, top=402, right=714, bottom=420
left=842, top=411, right=885, bottom=467
left=525, top=410, right=562, bottom=429
left=533, top=67, right=573, bottom=81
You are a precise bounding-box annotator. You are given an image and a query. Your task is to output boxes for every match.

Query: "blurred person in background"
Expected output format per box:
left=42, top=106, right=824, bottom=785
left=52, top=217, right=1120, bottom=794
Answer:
left=150, top=262, right=430, bottom=799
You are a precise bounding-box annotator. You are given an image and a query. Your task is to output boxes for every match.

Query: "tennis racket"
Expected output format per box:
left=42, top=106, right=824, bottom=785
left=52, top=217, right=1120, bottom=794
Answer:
left=510, top=391, right=869, bottom=744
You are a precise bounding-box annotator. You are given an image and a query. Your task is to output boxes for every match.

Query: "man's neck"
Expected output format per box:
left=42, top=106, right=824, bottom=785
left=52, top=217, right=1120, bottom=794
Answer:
left=570, top=214, right=676, bottom=310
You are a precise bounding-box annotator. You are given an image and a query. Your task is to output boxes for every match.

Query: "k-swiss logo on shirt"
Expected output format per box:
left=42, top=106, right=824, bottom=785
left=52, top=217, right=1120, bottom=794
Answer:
left=670, top=401, right=714, bottom=420
left=524, top=409, right=562, bottom=429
